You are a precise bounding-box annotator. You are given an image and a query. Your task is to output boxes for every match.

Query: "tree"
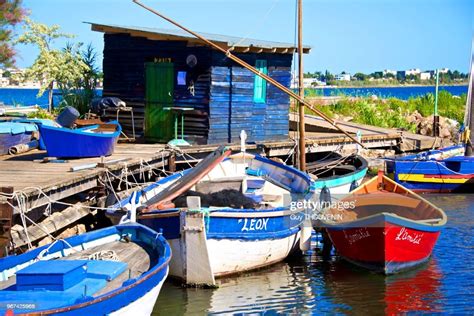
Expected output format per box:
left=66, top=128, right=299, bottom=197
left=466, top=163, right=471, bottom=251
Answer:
left=353, top=72, right=367, bottom=81
left=324, top=70, right=334, bottom=81
left=60, top=42, right=100, bottom=114
left=17, top=19, right=90, bottom=111
left=0, top=0, right=26, bottom=67
left=370, top=71, right=383, bottom=79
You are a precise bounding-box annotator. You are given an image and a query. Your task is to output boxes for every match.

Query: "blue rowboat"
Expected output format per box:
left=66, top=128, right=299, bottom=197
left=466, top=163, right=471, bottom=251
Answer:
left=309, top=154, right=368, bottom=195
left=0, top=122, right=38, bottom=155
left=107, top=147, right=314, bottom=286
left=385, top=144, right=474, bottom=193
left=0, top=223, right=171, bottom=315
left=38, top=121, right=121, bottom=158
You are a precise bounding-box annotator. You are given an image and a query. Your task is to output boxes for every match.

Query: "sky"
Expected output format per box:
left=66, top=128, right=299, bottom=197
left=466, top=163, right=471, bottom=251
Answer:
left=13, top=0, right=474, bottom=74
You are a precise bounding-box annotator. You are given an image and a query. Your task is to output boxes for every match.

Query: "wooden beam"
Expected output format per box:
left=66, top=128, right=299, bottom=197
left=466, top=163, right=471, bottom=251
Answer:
left=276, top=48, right=289, bottom=54
left=0, top=187, right=14, bottom=257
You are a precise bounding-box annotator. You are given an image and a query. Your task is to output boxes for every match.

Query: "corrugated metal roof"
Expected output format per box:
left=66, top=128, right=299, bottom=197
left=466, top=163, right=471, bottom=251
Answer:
left=87, top=22, right=311, bottom=54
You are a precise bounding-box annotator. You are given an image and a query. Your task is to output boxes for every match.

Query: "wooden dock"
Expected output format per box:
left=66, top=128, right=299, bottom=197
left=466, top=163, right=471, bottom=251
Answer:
left=0, top=123, right=439, bottom=212
left=0, top=123, right=442, bottom=251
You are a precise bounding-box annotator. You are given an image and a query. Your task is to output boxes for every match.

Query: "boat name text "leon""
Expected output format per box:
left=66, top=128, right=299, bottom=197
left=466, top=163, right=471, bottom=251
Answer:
left=343, top=228, right=371, bottom=245
left=239, top=218, right=269, bottom=232
left=395, top=227, right=424, bottom=244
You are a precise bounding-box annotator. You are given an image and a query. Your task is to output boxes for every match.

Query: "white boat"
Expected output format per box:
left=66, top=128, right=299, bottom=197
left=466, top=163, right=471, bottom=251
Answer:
left=107, top=146, right=315, bottom=286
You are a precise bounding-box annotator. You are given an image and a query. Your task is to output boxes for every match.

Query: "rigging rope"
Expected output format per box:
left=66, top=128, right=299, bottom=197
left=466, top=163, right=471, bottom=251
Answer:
left=229, top=0, right=281, bottom=51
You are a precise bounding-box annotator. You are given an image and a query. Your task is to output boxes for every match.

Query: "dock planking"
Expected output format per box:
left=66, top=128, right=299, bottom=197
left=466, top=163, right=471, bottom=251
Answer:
left=0, top=124, right=439, bottom=214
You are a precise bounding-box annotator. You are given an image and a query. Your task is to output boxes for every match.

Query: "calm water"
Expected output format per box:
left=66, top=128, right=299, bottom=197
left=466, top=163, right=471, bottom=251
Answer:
left=0, top=86, right=468, bottom=106
left=0, top=88, right=102, bottom=108
left=308, top=85, right=468, bottom=99
left=152, top=195, right=473, bottom=315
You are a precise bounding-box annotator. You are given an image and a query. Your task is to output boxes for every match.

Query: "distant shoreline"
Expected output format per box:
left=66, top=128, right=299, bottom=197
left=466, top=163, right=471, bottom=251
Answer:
left=310, top=83, right=468, bottom=89
left=0, top=86, right=103, bottom=90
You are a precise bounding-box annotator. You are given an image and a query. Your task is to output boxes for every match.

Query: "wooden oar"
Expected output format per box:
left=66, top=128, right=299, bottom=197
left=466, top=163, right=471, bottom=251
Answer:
left=143, top=146, right=231, bottom=211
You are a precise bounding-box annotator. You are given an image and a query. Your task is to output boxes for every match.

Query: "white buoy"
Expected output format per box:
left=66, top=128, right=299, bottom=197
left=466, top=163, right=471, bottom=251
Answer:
left=240, top=130, right=247, bottom=153
left=356, top=130, right=362, bottom=155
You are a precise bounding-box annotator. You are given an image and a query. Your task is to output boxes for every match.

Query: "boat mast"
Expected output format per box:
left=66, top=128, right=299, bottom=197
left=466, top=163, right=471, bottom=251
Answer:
left=464, top=41, right=474, bottom=156
left=297, top=0, right=306, bottom=171
left=131, top=0, right=365, bottom=148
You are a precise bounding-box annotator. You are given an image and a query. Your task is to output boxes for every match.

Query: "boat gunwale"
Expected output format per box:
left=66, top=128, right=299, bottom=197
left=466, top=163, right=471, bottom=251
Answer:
left=39, top=120, right=122, bottom=139
left=2, top=223, right=171, bottom=315
left=321, top=175, right=448, bottom=230
left=311, top=155, right=368, bottom=185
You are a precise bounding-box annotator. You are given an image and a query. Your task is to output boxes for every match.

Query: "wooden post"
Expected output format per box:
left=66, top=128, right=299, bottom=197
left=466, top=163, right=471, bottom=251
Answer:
left=0, top=187, right=14, bottom=257
left=168, top=152, right=176, bottom=173
left=297, top=0, right=306, bottom=172
left=181, top=211, right=215, bottom=286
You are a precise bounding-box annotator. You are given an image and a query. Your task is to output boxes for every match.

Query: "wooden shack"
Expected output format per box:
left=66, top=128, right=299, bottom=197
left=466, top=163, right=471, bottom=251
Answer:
left=90, top=23, right=310, bottom=144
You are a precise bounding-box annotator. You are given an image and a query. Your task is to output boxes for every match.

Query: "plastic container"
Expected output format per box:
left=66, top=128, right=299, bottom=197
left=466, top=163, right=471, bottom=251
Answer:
left=56, top=106, right=79, bottom=128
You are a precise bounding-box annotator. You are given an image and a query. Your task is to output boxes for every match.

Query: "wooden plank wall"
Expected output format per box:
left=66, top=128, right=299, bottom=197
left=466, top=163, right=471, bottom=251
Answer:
left=208, top=52, right=292, bottom=144
left=102, top=34, right=292, bottom=144
left=102, top=33, right=211, bottom=142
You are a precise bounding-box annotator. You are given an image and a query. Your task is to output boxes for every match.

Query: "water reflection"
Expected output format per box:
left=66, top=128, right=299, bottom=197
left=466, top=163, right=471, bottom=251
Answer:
left=154, top=260, right=315, bottom=315
left=152, top=194, right=473, bottom=315
left=153, top=255, right=443, bottom=315
left=320, top=258, right=443, bottom=314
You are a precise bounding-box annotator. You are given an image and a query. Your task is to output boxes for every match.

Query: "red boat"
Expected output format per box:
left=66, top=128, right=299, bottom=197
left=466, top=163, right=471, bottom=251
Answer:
left=321, top=172, right=447, bottom=274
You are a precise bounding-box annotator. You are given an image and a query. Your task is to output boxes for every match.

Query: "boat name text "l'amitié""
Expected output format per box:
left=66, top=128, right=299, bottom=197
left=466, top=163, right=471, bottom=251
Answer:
left=395, top=227, right=424, bottom=244
left=239, top=218, right=269, bottom=232
left=343, top=228, right=371, bottom=245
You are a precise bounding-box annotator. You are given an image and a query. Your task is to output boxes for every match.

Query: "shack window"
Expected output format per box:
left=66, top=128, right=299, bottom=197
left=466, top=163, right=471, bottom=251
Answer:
left=253, top=60, right=267, bottom=103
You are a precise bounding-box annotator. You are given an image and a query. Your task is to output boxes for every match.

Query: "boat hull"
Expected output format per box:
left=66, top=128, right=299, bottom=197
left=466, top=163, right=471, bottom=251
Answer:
left=386, top=144, right=474, bottom=193
left=0, top=224, right=170, bottom=315
left=139, top=208, right=302, bottom=281
left=311, top=155, right=368, bottom=195
left=39, top=122, right=121, bottom=158
left=326, top=213, right=441, bottom=274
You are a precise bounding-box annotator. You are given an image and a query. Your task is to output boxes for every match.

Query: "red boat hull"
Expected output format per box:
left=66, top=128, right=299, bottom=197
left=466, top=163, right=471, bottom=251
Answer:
left=326, top=214, right=441, bottom=274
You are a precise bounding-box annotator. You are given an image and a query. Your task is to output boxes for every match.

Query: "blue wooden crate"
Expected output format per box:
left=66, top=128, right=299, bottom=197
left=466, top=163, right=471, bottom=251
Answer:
left=16, top=260, right=87, bottom=291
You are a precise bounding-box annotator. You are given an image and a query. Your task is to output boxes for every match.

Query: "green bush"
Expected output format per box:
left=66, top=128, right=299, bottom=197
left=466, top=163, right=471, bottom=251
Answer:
left=310, top=91, right=464, bottom=133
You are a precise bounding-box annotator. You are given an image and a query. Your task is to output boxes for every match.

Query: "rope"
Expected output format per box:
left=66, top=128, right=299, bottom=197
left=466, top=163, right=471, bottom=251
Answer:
left=36, top=238, right=78, bottom=260
left=82, top=250, right=118, bottom=261
left=311, top=153, right=353, bottom=178
left=228, top=0, right=281, bottom=51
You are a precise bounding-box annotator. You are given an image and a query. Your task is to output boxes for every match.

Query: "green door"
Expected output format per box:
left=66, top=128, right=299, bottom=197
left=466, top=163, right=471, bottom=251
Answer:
left=145, top=62, right=174, bottom=142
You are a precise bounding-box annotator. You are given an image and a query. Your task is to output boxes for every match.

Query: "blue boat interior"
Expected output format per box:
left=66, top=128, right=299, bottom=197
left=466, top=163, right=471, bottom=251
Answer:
left=0, top=224, right=169, bottom=314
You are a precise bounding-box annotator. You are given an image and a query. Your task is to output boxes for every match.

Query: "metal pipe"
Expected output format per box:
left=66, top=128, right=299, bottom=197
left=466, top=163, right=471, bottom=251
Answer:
left=132, top=0, right=366, bottom=149
left=297, top=0, right=306, bottom=171
left=434, top=69, right=439, bottom=137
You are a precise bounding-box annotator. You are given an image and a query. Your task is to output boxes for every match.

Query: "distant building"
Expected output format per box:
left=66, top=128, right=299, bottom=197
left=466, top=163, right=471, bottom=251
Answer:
left=0, top=77, right=9, bottom=87
left=405, top=68, right=421, bottom=76
left=420, top=72, right=431, bottom=80
left=439, top=68, right=449, bottom=74
left=383, top=69, right=397, bottom=76
left=396, top=71, right=406, bottom=79
left=291, top=77, right=321, bottom=88
left=335, top=73, right=351, bottom=81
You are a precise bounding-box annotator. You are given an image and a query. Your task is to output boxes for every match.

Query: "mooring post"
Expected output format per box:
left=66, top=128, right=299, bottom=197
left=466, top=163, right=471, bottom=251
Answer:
left=168, top=152, right=176, bottom=173
left=0, top=187, right=14, bottom=257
